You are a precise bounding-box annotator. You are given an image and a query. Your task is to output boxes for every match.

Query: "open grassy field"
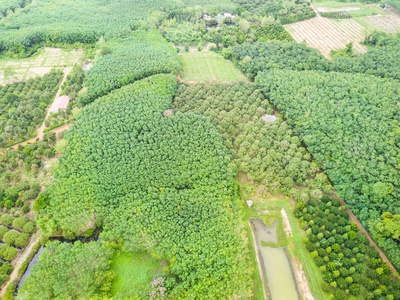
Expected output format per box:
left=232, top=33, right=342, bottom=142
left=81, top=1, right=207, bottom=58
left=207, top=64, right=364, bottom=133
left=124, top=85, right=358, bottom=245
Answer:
left=285, top=16, right=367, bottom=58
left=180, top=51, right=246, bottom=82
left=110, top=251, right=165, bottom=299
left=0, top=47, right=83, bottom=85
left=314, top=1, right=386, bottom=16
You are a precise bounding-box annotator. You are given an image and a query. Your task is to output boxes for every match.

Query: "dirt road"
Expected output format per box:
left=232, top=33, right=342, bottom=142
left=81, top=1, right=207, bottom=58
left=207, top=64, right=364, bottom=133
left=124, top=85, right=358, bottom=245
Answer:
left=10, top=67, right=74, bottom=150
left=11, top=123, right=72, bottom=150
left=333, top=194, right=398, bottom=275
left=0, top=233, right=41, bottom=297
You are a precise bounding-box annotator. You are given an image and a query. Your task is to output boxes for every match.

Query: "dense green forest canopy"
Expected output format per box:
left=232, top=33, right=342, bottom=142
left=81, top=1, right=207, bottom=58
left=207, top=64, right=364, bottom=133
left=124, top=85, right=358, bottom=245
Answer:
left=256, top=70, right=400, bottom=224
left=174, top=82, right=331, bottom=201
left=80, top=31, right=180, bottom=105
left=229, top=41, right=330, bottom=79
left=332, top=32, right=400, bottom=81
left=17, top=241, right=114, bottom=300
left=0, top=0, right=31, bottom=19
left=0, top=0, right=182, bottom=55
left=38, top=75, right=252, bottom=298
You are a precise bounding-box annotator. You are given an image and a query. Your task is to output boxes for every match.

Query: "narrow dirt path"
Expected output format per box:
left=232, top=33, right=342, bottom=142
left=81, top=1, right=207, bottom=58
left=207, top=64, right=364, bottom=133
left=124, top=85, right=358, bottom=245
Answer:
left=10, top=66, right=74, bottom=150
left=333, top=194, right=398, bottom=275
left=11, top=123, right=72, bottom=150
left=36, top=66, right=73, bottom=136
left=0, top=233, right=41, bottom=297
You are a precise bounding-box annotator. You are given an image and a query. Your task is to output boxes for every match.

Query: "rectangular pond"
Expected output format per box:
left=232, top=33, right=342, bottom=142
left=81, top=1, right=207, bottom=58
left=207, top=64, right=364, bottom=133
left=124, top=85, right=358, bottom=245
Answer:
left=252, top=218, right=299, bottom=300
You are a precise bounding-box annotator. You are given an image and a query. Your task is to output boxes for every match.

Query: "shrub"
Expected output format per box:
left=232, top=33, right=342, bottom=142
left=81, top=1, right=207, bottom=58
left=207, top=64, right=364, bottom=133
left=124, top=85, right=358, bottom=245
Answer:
left=22, top=222, right=35, bottom=234
left=12, top=216, right=27, bottom=229
left=0, top=226, right=9, bottom=239
left=3, top=229, right=19, bottom=245
left=0, top=244, right=18, bottom=261
left=15, top=233, right=29, bottom=248
left=0, top=214, right=14, bottom=226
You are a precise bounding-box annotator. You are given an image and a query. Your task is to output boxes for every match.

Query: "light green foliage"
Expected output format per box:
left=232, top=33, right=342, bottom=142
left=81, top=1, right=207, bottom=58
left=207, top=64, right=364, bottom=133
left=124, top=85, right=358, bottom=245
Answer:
left=0, top=70, right=63, bottom=145
left=162, top=22, right=203, bottom=44
left=174, top=83, right=331, bottom=200
left=110, top=251, right=162, bottom=299
left=12, top=216, right=27, bottom=229
left=181, top=51, right=245, bottom=82
left=370, top=212, right=400, bottom=270
left=0, top=244, right=17, bottom=261
left=22, top=221, right=35, bottom=234
left=80, top=31, right=180, bottom=105
left=0, top=225, right=8, bottom=239
left=3, top=229, right=19, bottom=245
left=39, top=75, right=252, bottom=298
left=14, top=232, right=29, bottom=247
left=17, top=241, right=114, bottom=300
left=0, top=214, right=14, bottom=226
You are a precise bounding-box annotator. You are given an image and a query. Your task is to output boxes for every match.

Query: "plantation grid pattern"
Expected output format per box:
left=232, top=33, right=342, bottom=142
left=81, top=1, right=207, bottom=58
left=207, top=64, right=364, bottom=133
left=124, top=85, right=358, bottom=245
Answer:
left=359, top=14, right=400, bottom=33
left=285, top=17, right=367, bottom=58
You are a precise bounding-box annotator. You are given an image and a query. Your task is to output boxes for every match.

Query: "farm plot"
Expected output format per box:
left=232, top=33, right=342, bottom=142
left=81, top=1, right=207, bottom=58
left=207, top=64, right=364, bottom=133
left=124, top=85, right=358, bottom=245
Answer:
left=0, top=48, right=83, bottom=85
left=285, top=16, right=367, bottom=58
left=181, top=51, right=247, bottom=82
left=356, top=13, right=400, bottom=33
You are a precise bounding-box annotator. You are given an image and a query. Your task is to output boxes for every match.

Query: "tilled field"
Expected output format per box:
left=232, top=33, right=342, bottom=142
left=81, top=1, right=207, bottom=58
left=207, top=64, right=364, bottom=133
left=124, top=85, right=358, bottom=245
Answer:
left=285, top=16, right=368, bottom=58
left=358, top=13, right=400, bottom=33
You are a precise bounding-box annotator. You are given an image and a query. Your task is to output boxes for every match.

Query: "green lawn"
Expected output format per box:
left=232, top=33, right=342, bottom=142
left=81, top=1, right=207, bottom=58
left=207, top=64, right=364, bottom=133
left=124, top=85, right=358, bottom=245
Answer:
left=110, top=251, right=165, bottom=299
left=180, top=51, right=246, bottom=82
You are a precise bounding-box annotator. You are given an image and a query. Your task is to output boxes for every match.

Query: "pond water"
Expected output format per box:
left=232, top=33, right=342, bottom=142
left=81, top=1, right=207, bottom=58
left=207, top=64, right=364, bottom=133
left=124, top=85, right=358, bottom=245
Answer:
left=251, top=219, right=299, bottom=300
left=14, top=246, right=45, bottom=297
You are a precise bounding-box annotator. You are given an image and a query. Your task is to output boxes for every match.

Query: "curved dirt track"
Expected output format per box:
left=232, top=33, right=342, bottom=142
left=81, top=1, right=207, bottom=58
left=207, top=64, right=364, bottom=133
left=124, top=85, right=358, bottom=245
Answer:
left=333, top=194, right=398, bottom=275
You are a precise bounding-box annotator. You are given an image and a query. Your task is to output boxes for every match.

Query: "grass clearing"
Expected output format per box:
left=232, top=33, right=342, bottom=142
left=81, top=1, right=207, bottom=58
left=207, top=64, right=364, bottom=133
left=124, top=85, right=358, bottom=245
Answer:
left=0, top=47, right=83, bottom=85
left=180, top=51, right=246, bottom=82
left=110, top=251, right=165, bottom=299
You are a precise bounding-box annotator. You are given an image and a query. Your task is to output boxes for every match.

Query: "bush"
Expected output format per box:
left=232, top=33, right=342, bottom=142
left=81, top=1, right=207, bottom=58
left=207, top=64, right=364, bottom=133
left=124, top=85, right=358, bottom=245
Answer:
left=15, top=233, right=30, bottom=248
left=22, top=222, right=35, bottom=234
left=3, top=230, right=19, bottom=245
left=0, top=214, right=14, bottom=226
left=0, top=226, right=9, bottom=239
left=0, top=262, right=13, bottom=275
left=0, top=244, right=18, bottom=261
left=12, top=216, right=27, bottom=229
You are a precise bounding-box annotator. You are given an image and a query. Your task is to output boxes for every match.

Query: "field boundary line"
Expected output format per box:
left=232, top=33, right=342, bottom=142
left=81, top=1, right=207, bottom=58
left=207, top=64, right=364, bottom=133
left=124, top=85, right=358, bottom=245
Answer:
left=332, top=194, right=398, bottom=276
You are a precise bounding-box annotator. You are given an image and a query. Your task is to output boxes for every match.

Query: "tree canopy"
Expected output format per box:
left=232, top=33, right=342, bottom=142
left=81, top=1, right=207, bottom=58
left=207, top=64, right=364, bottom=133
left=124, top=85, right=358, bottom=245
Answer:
left=38, top=74, right=253, bottom=298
